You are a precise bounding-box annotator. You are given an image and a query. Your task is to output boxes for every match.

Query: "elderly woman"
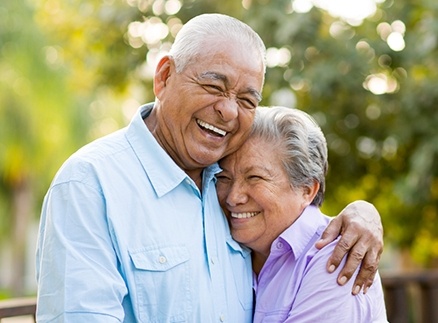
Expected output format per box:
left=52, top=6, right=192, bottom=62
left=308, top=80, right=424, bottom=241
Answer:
left=216, top=106, right=387, bottom=322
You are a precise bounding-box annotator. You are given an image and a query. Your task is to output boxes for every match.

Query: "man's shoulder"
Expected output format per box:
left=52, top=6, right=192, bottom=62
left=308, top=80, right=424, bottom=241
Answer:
left=52, top=128, right=131, bottom=183
left=77, top=128, right=128, bottom=159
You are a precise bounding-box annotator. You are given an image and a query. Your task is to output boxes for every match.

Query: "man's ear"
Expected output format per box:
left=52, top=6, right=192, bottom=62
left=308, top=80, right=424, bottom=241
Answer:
left=153, top=55, right=173, bottom=98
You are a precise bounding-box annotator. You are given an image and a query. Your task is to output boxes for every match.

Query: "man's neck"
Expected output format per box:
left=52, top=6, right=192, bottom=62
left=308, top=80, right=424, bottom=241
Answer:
left=143, top=107, right=204, bottom=191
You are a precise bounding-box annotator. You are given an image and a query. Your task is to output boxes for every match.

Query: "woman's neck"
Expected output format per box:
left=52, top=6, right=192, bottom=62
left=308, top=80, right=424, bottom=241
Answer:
left=251, top=251, right=268, bottom=275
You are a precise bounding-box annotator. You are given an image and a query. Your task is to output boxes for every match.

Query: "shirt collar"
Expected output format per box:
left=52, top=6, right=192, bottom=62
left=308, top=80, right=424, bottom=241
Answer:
left=125, top=104, right=220, bottom=198
left=274, top=205, right=326, bottom=260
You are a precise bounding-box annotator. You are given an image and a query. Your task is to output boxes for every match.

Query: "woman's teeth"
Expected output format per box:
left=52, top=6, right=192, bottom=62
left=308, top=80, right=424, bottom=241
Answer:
left=231, top=212, right=258, bottom=219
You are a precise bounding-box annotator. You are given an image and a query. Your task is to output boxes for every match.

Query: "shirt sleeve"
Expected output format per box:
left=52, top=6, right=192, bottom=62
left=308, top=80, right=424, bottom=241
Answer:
left=283, top=241, right=369, bottom=323
left=36, top=178, right=127, bottom=322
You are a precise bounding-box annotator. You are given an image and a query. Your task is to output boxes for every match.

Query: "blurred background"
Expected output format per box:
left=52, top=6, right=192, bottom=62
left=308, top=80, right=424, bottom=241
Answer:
left=0, top=0, right=437, bottom=311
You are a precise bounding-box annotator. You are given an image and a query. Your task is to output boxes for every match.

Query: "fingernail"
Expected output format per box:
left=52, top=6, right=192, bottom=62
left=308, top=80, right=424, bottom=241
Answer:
left=339, top=276, right=347, bottom=285
left=328, top=265, right=336, bottom=273
left=353, top=285, right=360, bottom=295
left=363, top=286, right=369, bottom=294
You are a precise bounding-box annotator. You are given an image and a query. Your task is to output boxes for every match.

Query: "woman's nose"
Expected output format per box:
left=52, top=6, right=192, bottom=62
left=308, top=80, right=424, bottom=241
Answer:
left=226, top=182, right=248, bottom=207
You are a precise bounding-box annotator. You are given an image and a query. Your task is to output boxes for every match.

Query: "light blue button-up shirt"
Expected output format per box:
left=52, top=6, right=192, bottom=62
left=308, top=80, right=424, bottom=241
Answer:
left=36, top=104, right=253, bottom=322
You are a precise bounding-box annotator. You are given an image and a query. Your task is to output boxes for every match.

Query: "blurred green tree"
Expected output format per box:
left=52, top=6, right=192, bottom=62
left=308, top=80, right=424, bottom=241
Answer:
left=0, top=0, right=91, bottom=295
left=2, top=0, right=438, bottom=296
left=34, top=0, right=437, bottom=267
left=242, top=0, right=438, bottom=266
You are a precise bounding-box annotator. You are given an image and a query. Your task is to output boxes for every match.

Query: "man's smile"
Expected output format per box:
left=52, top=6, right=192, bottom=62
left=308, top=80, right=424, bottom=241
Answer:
left=196, top=119, right=227, bottom=137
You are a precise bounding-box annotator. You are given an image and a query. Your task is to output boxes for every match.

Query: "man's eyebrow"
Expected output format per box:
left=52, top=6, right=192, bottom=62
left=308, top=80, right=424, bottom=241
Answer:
left=246, top=88, right=262, bottom=103
left=199, top=71, right=227, bottom=82
left=199, top=71, right=262, bottom=102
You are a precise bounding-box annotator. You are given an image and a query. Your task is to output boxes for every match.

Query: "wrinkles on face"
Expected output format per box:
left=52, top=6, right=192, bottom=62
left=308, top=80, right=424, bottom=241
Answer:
left=217, top=137, right=307, bottom=255
left=197, top=71, right=262, bottom=108
left=151, top=40, right=264, bottom=180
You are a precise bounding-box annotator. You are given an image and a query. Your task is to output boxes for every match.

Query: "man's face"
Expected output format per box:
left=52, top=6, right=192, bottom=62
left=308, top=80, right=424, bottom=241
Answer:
left=153, top=39, right=264, bottom=173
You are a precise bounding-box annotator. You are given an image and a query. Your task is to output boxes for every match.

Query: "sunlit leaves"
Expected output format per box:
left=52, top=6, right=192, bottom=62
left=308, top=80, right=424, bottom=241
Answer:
left=2, top=0, right=437, bottom=270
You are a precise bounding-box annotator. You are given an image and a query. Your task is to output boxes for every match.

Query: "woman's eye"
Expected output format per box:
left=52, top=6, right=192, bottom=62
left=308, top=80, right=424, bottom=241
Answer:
left=216, top=175, right=230, bottom=182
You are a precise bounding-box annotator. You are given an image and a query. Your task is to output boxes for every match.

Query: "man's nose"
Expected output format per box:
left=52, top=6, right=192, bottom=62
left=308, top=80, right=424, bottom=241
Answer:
left=214, top=97, right=239, bottom=122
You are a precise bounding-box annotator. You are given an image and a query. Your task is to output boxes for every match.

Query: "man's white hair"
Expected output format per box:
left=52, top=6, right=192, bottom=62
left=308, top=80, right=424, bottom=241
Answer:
left=169, top=13, right=266, bottom=79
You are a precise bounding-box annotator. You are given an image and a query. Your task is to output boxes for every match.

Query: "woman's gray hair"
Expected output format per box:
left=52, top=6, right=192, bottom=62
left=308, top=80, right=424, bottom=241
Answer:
left=169, top=13, right=266, bottom=77
left=251, top=106, right=328, bottom=206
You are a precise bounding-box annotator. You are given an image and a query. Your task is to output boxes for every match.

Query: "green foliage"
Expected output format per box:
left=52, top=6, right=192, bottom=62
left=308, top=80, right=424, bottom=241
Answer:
left=0, top=0, right=91, bottom=235
left=245, top=0, right=438, bottom=267
left=1, top=0, right=437, bottom=272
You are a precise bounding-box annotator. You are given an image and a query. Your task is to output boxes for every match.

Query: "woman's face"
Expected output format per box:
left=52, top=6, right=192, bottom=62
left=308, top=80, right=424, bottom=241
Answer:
left=216, top=136, right=310, bottom=255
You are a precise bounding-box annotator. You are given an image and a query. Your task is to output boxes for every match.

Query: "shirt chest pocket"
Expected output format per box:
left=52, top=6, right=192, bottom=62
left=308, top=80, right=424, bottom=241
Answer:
left=131, top=246, right=190, bottom=271
left=129, top=246, right=191, bottom=323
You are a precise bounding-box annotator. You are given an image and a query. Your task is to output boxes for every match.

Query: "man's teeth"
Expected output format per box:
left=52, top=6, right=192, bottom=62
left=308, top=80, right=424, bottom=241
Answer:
left=231, top=212, right=258, bottom=219
left=197, top=120, right=226, bottom=136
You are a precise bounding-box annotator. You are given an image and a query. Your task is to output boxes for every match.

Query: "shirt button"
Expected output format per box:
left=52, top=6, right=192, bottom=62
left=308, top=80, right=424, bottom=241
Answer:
left=276, top=242, right=283, bottom=249
left=158, top=256, right=167, bottom=264
left=219, top=314, right=225, bottom=322
left=211, top=258, right=215, bottom=265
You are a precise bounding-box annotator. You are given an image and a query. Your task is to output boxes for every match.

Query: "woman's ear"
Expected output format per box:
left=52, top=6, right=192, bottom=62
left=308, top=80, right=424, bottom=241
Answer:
left=301, top=181, right=320, bottom=208
left=153, top=55, right=173, bottom=98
